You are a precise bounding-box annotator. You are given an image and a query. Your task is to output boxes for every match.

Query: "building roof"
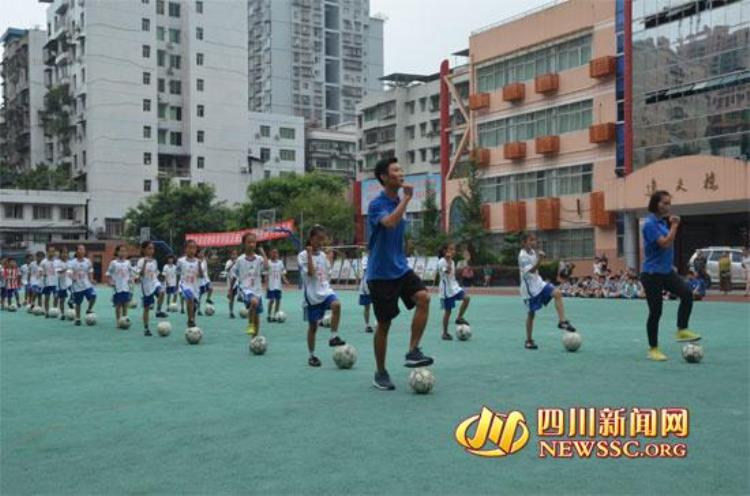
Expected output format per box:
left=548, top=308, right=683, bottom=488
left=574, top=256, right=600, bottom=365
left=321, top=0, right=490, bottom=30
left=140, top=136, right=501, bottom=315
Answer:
left=380, top=72, right=441, bottom=85
left=452, top=48, right=470, bottom=57
left=1, top=28, right=27, bottom=44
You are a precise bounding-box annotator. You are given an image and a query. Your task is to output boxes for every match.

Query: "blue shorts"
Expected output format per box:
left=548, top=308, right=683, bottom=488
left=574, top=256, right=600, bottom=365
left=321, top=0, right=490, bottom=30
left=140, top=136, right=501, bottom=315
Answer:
left=58, top=288, right=70, bottom=299
left=526, top=283, right=555, bottom=314
left=112, top=291, right=132, bottom=306
left=166, top=285, right=177, bottom=295
left=359, top=294, right=371, bottom=306
left=142, top=287, right=164, bottom=308
left=0, top=288, right=5, bottom=298
left=440, top=290, right=465, bottom=311
left=5, top=288, right=17, bottom=299
left=304, top=294, right=338, bottom=323
left=42, top=285, right=57, bottom=296
left=266, top=289, right=282, bottom=301
left=24, top=284, right=31, bottom=294
left=31, top=285, right=43, bottom=295
left=181, top=287, right=198, bottom=301
left=199, top=282, right=212, bottom=295
left=241, top=290, right=264, bottom=315
left=73, top=288, right=96, bottom=305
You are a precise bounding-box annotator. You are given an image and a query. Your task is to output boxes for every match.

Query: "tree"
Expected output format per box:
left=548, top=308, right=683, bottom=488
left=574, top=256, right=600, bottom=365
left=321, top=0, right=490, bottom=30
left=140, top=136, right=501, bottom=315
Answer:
left=0, top=162, right=81, bottom=191
left=454, top=161, right=495, bottom=265
left=124, top=183, right=232, bottom=253
left=414, top=179, right=447, bottom=256
left=281, top=187, right=355, bottom=245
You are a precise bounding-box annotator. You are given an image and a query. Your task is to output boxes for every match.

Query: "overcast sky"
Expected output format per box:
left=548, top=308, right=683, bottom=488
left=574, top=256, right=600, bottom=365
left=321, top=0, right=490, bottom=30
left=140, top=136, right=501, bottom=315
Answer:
left=1, top=0, right=551, bottom=74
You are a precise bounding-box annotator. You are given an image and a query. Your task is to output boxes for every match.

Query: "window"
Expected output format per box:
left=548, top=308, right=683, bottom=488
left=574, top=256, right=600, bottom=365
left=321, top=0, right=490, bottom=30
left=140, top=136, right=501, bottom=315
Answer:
left=158, top=129, right=167, bottom=144
left=144, top=180, right=152, bottom=192
left=142, top=0, right=149, bottom=3
left=196, top=27, right=203, bottom=40
left=405, top=125, right=415, bottom=139
left=196, top=104, right=204, bottom=117
left=156, top=26, right=165, bottom=41
left=260, top=125, right=270, bottom=137
left=419, top=98, right=426, bottom=112
left=197, top=130, right=204, bottom=143
left=143, top=125, right=152, bottom=138
left=59, top=206, right=76, bottom=221
left=169, top=54, right=181, bottom=69
left=265, top=170, right=271, bottom=179
left=260, top=148, right=270, bottom=161
left=169, top=106, right=182, bottom=121
left=105, top=218, right=124, bottom=238
left=33, top=205, right=52, bottom=220
left=279, top=127, right=296, bottom=139
left=169, top=80, right=181, bottom=95
left=168, top=1, right=180, bottom=17
left=142, top=18, right=150, bottom=31
left=196, top=78, right=204, bottom=91
left=405, top=101, right=415, bottom=114
left=142, top=45, right=150, bottom=58
left=156, top=0, right=164, bottom=15
left=158, top=102, right=167, bottom=118
left=197, top=156, right=204, bottom=169
left=143, top=99, right=151, bottom=111
left=196, top=1, right=203, bottom=13
left=479, top=164, right=593, bottom=202
left=168, top=28, right=180, bottom=43
left=144, top=152, right=152, bottom=164
left=158, top=78, right=165, bottom=93
left=142, top=72, right=151, bottom=85
left=196, top=53, right=204, bottom=66
left=157, top=49, right=166, bottom=67
left=4, top=204, right=23, bottom=219
left=280, top=149, right=296, bottom=161
left=170, top=131, right=182, bottom=146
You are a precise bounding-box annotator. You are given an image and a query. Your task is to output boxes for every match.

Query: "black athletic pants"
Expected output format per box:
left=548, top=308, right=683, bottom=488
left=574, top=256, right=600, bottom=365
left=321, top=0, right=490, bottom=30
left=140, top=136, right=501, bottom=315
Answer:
left=640, top=271, right=693, bottom=347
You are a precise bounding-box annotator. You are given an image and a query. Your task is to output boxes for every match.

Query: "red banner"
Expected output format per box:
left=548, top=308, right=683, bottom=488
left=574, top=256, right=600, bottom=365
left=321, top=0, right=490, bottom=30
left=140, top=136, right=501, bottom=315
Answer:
left=185, top=219, right=295, bottom=248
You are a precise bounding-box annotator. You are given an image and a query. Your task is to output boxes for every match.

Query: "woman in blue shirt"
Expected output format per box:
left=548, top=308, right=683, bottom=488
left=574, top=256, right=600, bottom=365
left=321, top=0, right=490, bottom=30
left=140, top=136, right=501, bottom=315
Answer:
left=641, top=190, right=701, bottom=361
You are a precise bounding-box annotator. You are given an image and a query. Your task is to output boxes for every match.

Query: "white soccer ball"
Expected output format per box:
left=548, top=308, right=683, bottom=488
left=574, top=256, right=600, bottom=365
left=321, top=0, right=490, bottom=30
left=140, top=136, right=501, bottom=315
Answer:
left=332, top=344, right=357, bottom=369
left=118, top=316, right=132, bottom=329
left=562, top=332, right=582, bottom=352
left=85, top=313, right=97, bottom=326
left=275, top=311, right=287, bottom=323
left=168, top=303, right=179, bottom=312
left=7, top=303, right=17, bottom=312
left=682, top=343, right=703, bottom=364
left=409, top=368, right=435, bottom=394
left=33, top=305, right=45, bottom=316
left=48, top=307, right=61, bottom=318
left=249, top=335, right=268, bottom=355
left=185, top=326, right=203, bottom=345
left=65, top=308, right=76, bottom=320
left=456, top=324, right=472, bottom=341
left=204, top=304, right=215, bottom=316
left=157, top=321, right=172, bottom=337
left=239, top=307, right=249, bottom=319
left=26, top=304, right=34, bottom=314
left=129, top=301, right=137, bottom=309
left=320, top=314, right=332, bottom=328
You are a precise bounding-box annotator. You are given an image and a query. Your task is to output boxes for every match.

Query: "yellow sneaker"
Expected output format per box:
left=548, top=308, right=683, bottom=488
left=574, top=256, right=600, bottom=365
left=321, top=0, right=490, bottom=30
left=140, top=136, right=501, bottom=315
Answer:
left=246, top=324, right=256, bottom=336
left=675, top=329, right=701, bottom=342
left=648, top=347, right=668, bottom=361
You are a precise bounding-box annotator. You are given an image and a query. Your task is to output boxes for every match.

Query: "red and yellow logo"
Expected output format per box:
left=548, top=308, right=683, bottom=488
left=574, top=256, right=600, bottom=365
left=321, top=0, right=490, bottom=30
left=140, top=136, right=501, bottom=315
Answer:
left=454, top=406, right=530, bottom=457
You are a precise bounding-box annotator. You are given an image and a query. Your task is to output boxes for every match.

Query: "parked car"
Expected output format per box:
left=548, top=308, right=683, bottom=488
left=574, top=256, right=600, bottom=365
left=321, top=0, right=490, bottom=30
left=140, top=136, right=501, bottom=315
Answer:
left=688, top=247, right=746, bottom=287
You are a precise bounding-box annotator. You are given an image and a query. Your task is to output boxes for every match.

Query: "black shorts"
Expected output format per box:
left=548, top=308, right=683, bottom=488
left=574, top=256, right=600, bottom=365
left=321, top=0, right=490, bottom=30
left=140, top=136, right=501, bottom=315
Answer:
left=367, top=270, right=426, bottom=323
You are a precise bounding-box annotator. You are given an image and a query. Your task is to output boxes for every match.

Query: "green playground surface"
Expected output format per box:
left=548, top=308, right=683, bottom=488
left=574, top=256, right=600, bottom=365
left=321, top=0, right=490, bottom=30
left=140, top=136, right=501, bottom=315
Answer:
left=1, top=288, right=748, bottom=495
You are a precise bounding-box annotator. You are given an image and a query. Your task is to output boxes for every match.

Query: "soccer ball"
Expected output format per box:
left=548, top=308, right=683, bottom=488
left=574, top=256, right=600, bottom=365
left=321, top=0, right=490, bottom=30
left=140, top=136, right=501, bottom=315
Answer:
left=204, top=304, right=215, bottom=316
left=129, top=300, right=137, bottom=309
left=185, top=327, right=203, bottom=345
left=332, top=344, right=357, bottom=369
left=33, top=305, right=45, bottom=316
left=65, top=308, right=76, bottom=320
left=409, top=368, right=435, bottom=394
left=239, top=307, right=249, bottom=319
left=118, top=316, right=131, bottom=329
left=456, top=324, right=472, bottom=341
left=48, top=307, right=61, bottom=318
left=168, top=303, right=179, bottom=312
left=249, top=335, right=268, bottom=355
left=320, top=314, right=332, bottom=328
left=275, top=311, right=287, bottom=323
left=682, top=343, right=703, bottom=363
left=562, top=332, right=582, bottom=352
left=7, top=304, right=17, bottom=312
left=156, top=321, right=172, bottom=337
left=26, top=304, right=34, bottom=314
left=85, top=313, right=97, bottom=326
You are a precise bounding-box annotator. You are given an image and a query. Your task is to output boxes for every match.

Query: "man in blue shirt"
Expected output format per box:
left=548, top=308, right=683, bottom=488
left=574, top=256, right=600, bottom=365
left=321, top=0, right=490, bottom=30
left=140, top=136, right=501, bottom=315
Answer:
left=640, top=190, right=701, bottom=361
left=367, top=157, right=433, bottom=390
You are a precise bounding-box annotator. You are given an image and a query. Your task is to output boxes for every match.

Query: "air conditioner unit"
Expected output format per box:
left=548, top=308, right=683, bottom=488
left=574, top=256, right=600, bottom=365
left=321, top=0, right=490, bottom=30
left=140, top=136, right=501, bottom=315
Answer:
left=254, top=133, right=260, bottom=139
left=167, top=68, right=174, bottom=75
left=240, top=167, right=249, bottom=174
left=274, top=157, right=280, bottom=162
left=167, top=42, right=174, bottom=50
left=274, top=135, right=280, bottom=140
